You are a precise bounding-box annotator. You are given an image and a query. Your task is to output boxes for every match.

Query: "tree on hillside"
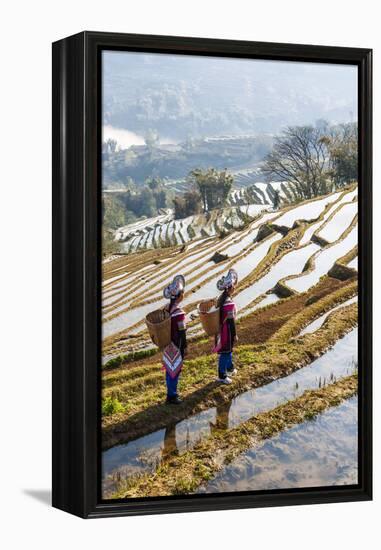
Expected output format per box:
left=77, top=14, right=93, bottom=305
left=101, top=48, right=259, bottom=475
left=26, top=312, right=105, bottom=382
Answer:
left=132, top=187, right=157, bottom=217
left=261, top=125, right=331, bottom=200
left=102, top=195, right=128, bottom=230
left=272, top=189, right=281, bottom=210
left=102, top=230, right=121, bottom=258
left=188, top=168, right=234, bottom=212
left=145, top=176, right=163, bottom=191
left=322, top=123, right=358, bottom=187
left=173, top=191, right=201, bottom=219
left=154, top=189, right=167, bottom=209
left=144, top=129, right=160, bottom=149
left=119, top=184, right=171, bottom=219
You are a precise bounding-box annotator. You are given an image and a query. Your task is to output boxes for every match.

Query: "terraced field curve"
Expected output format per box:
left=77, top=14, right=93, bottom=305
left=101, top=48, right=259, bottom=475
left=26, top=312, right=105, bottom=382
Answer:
left=101, top=184, right=359, bottom=499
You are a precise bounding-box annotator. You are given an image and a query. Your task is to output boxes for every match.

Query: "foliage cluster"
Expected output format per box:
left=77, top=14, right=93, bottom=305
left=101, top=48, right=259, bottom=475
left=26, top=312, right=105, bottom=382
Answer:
left=262, top=122, right=358, bottom=199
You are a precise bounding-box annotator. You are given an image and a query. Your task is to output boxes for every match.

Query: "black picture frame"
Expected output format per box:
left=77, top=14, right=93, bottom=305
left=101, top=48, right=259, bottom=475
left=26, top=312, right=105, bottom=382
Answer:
left=52, top=31, right=372, bottom=519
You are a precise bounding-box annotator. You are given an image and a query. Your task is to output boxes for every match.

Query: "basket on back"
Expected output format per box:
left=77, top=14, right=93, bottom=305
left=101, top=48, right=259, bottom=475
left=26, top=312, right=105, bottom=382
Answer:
left=198, top=298, right=220, bottom=336
left=145, top=309, right=171, bottom=350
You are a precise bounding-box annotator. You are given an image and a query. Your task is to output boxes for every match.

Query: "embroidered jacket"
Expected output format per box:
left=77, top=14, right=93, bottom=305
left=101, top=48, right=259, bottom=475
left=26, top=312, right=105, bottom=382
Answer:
left=213, top=297, right=237, bottom=354
left=162, top=304, right=187, bottom=379
left=169, top=304, right=187, bottom=358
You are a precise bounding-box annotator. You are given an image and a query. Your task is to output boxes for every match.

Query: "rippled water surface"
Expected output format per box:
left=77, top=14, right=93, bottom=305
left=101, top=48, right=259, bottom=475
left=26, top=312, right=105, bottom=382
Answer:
left=299, top=296, right=358, bottom=336
left=102, top=329, right=357, bottom=495
left=199, top=396, right=358, bottom=493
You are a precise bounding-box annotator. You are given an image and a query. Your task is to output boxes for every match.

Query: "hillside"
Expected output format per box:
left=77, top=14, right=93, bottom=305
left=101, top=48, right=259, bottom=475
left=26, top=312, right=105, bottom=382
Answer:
left=112, top=180, right=315, bottom=253
left=101, top=183, right=358, bottom=498
left=103, top=183, right=357, bottom=353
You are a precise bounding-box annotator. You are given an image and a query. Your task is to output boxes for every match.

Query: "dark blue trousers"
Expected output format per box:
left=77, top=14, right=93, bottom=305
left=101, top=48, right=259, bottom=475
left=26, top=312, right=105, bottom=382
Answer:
left=218, top=352, right=233, bottom=379
left=166, top=371, right=180, bottom=398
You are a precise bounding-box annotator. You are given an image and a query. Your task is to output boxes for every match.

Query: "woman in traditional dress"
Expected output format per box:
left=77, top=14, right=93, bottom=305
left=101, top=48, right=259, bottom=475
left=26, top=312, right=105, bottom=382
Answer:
left=162, top=275, right=187, bottom=404
left=213, top=268, right=238, bottom=384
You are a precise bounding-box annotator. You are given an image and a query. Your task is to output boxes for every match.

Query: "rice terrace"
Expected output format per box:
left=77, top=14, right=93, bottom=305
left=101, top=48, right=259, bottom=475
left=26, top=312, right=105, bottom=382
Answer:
left=101, top=51, right=359, bottom=500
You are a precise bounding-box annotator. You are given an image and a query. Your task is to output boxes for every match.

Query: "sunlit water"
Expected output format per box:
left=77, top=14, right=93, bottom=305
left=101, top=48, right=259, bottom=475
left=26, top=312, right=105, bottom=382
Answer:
left=275, top=193, right=341, bottom=228
left=317, top=201, right=357, bottom=243
left=198, top=396, right=358, bottom=493
left=287, top=225, right=357, bottom=293
left=299, top=190, right=355, bottom=246
left=237, top=293, right=279, bottom=319
left=103, top=125, right=177, bottom=149
left=299, top=296, right=358, bottom=336
left=222, top=212, right=278, bottom=257
left=234, top=242, right=319, bottom=309
left=102, top=329, right=357, bottom=495
left=183, top=234, right=282, bottom=307
left=103, top=230, right=244, bottom=321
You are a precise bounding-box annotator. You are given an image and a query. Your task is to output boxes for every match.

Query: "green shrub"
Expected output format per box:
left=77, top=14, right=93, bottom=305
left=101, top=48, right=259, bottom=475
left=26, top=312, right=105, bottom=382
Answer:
left=103, top=348, right=157, bottom=370
left=102, top=396, right=125, bottom=416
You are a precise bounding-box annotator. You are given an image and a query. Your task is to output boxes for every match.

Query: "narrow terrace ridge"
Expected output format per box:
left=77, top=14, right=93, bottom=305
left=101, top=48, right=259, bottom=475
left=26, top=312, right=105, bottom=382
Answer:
left=109, top=375, right=357, bottom=498
left=102, top=303, right=357, bottom=449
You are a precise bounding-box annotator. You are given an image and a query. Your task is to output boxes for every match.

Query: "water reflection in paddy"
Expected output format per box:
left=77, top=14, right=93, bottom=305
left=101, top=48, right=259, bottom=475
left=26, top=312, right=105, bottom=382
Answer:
left=299, top=296, right=357, bottom=336
left=199, top=396, right=358, bottom=493
left=102, top=329, right=357, bottom=495
left=227, top=328, right=357, bottom=429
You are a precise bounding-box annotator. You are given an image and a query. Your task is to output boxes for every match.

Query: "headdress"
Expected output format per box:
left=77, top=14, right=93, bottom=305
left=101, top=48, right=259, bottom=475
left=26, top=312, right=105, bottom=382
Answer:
left=217, top=268, right=238, bottom=291
left=163, top=274, right=186, bottom=299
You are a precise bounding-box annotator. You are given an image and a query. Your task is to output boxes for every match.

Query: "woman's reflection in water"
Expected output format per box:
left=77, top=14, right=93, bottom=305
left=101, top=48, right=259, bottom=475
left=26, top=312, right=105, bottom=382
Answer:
left=162, top=400, right=232, bottom=462
left=162, top=423, right=178, bottom=460
left=211, top=400, right=232, bottom=433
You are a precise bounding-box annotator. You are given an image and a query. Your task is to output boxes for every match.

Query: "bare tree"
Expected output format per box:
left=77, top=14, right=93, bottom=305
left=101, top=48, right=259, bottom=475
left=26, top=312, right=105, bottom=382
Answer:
left=261, top=125, right=331, bottom=200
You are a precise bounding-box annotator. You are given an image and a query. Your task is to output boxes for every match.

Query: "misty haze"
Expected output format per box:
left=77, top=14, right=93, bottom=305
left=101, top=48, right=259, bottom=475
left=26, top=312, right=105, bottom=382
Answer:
left=103, top=51, right=357, bottom=144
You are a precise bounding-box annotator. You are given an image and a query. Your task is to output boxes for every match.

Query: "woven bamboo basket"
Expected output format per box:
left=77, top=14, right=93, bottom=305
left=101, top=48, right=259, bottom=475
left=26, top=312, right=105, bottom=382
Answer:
left=145, top=309, right=171, bottom=350
left=198, top=298, right=220, bottom=336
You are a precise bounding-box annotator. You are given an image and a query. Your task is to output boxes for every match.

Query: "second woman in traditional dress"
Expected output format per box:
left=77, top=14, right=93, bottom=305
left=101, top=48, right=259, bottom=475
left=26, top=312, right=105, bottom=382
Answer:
left=162, top=275, right=187, bottom=404
left=213, top=269, right=238, bottom=384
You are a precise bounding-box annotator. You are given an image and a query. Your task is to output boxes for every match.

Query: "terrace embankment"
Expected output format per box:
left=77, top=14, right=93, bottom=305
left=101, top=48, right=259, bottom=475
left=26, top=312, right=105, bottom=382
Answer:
left=101, top=186, right=359, bottom=499
left=102, top=188, right=358, bottom=360
left=109, top=375, right=357, bottom=498
left=102, top=274, right=356, bottom=373
left=102, top=301, right=357, bottom=449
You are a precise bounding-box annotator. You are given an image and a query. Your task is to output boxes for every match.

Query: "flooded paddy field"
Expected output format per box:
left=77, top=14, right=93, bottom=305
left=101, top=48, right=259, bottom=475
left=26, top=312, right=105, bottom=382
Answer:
left=101, top=186, right=359, bottom=499
left=199, top=396, right=358, bottom=493
left=102, top=329, right=357, bottom=496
